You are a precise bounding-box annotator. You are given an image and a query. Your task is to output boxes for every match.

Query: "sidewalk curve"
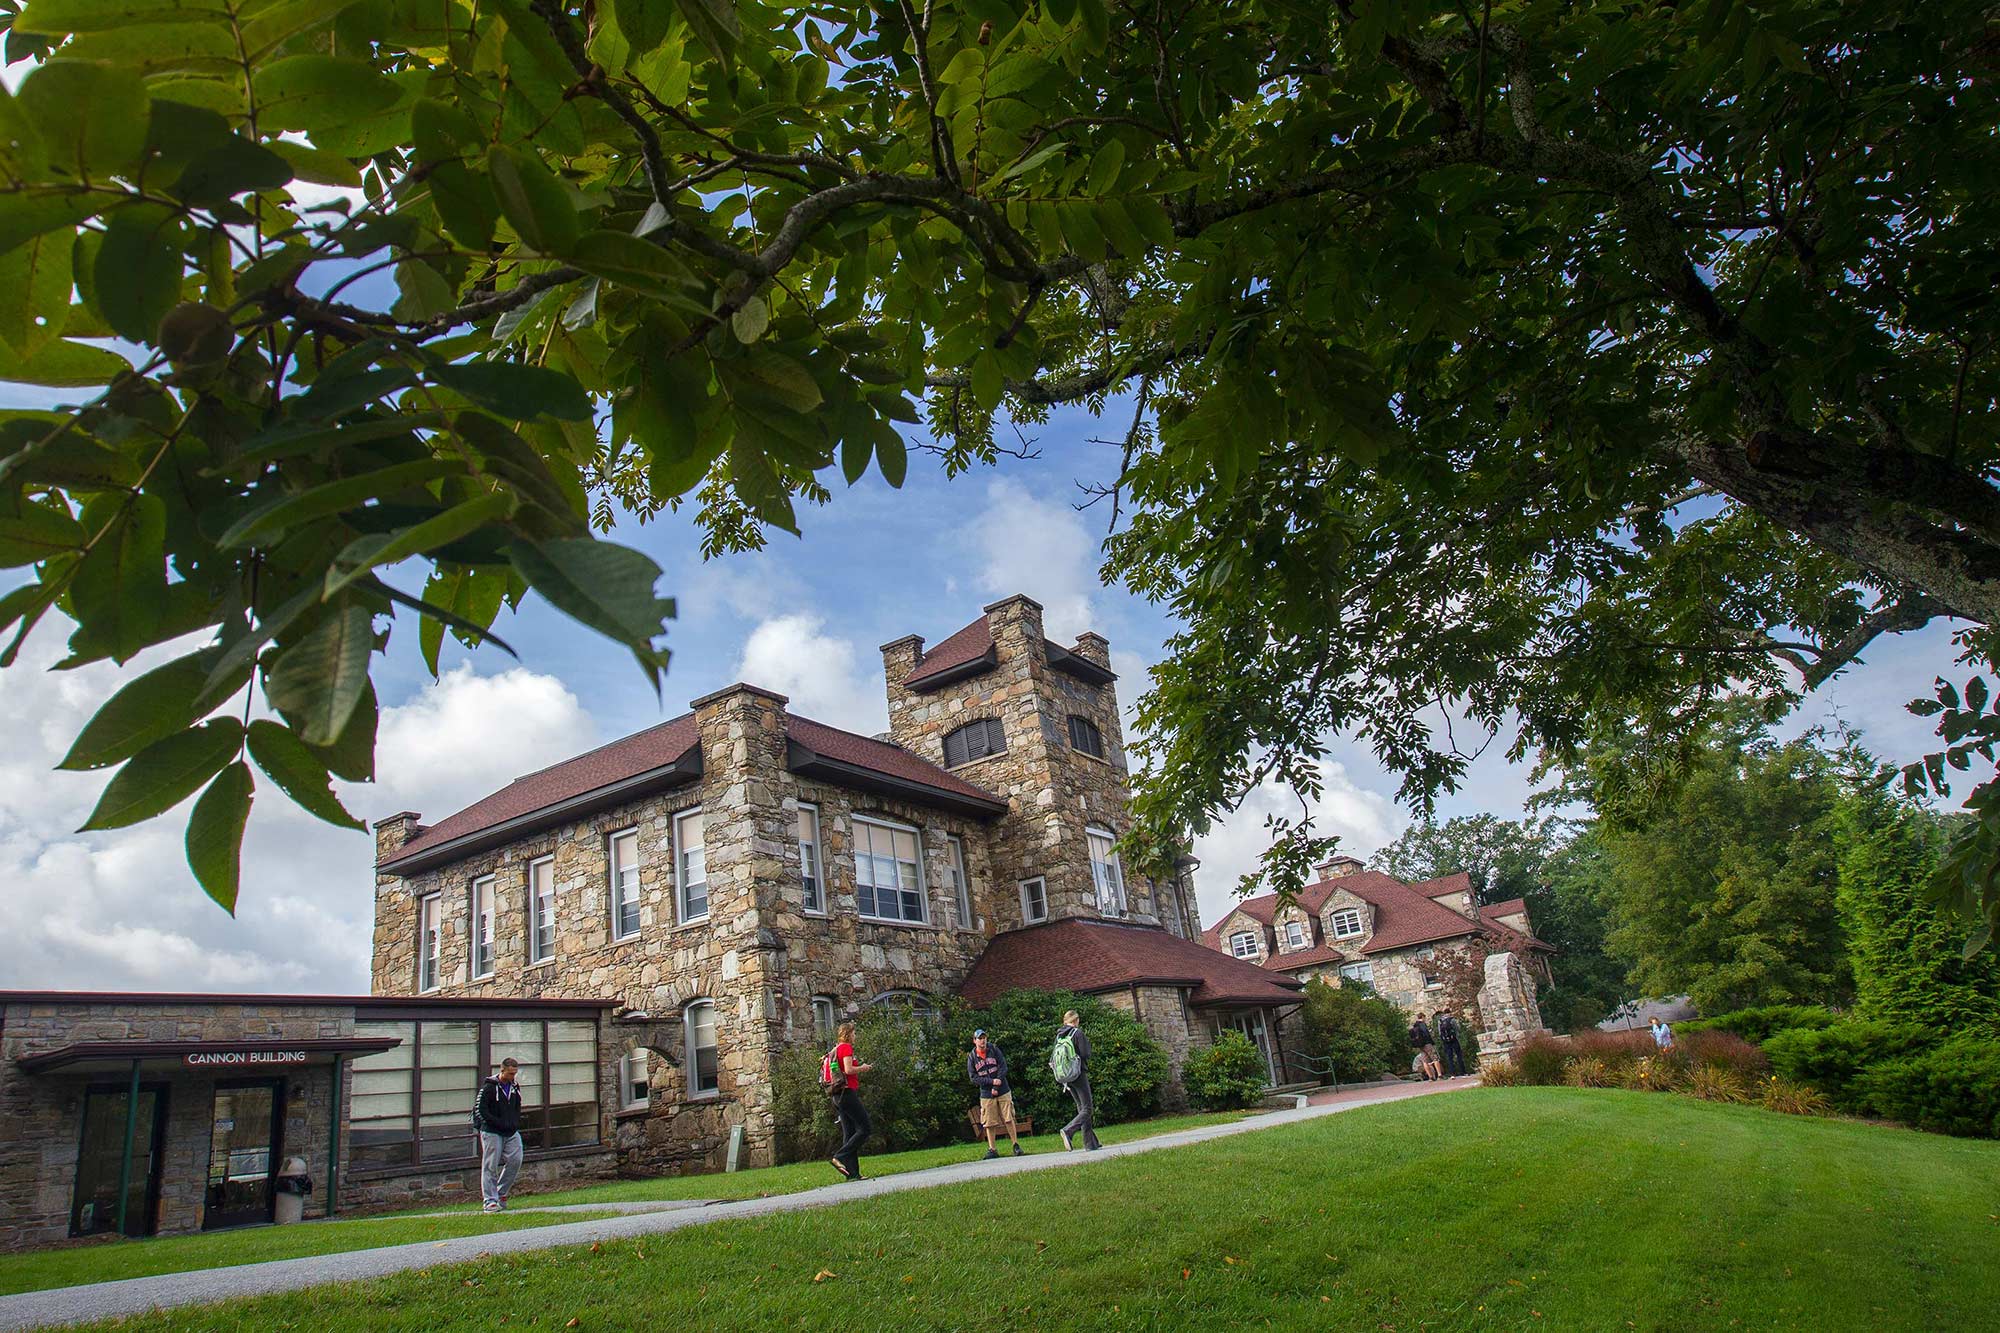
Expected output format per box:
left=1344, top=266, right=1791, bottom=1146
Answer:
left=0, top=1077, right=1475, bottom=1331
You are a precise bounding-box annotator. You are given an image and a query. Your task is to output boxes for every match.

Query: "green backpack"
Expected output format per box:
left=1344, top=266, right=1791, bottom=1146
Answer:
left=1050, top=1030, right=1082, bottom=1086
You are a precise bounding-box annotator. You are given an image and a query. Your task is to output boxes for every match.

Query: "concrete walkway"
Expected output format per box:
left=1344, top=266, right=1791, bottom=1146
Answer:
left=0, top=1078, right=1474, bottom=1331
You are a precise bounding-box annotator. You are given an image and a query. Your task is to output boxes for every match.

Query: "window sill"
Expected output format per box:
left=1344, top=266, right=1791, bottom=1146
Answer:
left=857, top=916, right=936, bottom=931
left=609, top=932, right=642, bottom=946
left=614, top=1104, right=651, bottom=1121
left=942, top=750, right=1010, bottom=776
left=668, top=917, right=710, bottom=935
left=525, top=959, right=557, bottom=971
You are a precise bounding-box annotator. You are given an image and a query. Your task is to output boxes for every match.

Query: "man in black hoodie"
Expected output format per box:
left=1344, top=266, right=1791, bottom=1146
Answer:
left=474, top=1056, right=524, bottom=1212
left=967, top=1029, right=1024, bottom=1159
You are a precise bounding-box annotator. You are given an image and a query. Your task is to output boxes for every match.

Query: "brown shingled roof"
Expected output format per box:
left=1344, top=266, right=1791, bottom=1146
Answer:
left=1265, top=943, right=1356, bottom=972
left=1206, top=869, right=1489, bottom=962
left=959, top=918, right=1303, bottom=1008
left=903, top=615, right=995, bottom=688
left=785, top=714, right=1003, bottom=806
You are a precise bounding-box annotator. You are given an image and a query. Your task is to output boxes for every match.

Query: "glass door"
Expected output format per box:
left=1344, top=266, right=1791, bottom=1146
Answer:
left=70, top=1084, right=169, bottom=1237
left=1228, top=1013, right=1279, bottom=1085
left=204, top=1080, right=283, bottom=1229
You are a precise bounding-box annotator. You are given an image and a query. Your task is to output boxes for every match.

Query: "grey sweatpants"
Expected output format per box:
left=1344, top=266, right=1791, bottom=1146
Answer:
left=479, top=1130, right=522, bottom=1205
left=1062, top=1077, right=1102, bottom=1149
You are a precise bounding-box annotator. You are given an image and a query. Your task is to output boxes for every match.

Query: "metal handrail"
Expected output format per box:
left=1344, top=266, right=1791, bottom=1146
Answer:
left=1287, top=1053, right=1342, bottom=1093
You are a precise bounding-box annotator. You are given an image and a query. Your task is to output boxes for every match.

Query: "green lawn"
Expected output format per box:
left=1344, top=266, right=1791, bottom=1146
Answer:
left=399, top=1108, right=1257, bottom=1212
left=76, top=1088, right=2000, bottom=1331
left=0, top=1209, right=621, bottom=1298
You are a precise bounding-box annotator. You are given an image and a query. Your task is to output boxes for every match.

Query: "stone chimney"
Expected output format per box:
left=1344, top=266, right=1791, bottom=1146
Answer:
left=983, top=594, right=1045, bottom=656
left=879, top=633, right=925, bottom=729
left=1317, top=854, right=1364, bottom=880
left=374, top=811, right=424, bottom=865
left=1070, top=630, right=1111, bottom=669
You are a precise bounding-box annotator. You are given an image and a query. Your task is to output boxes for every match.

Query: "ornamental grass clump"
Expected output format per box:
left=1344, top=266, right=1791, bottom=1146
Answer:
left=1626, top=1055, right=1683, bottom=1093
left=1565, top=1055, right=1615, bottom=1088
left=1479, top=1059, right=1521, bottom=1087
left=1758, top=1076, right=1832, bottom=1117
left=1512, top=1034, right=1570, bottom=1086
left=1687, top=1064, right=1751, bottom=1104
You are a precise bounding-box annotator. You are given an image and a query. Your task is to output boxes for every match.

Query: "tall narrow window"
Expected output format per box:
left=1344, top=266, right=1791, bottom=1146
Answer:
left=470, top=876, right=495, bottom=979
left=1067, top=714, right=1104, bottom=759
left=854, top=817, right=926, bottom=923
left=619, top=1049, right=650, bottom=1110
left=811, top=995, right=838, bottom=1041
left=1087, top=827, right=1127, bottom=917
left=1281, top=920, right=1308, bottom=950
left=528, top=857, right=556, bottom=964
left=942, top=718, right=1007, bottom=768
left=684, top=1000, right=719, bottom=1096
left=675, top=810, right=707, bottom=922
left=1019, top=876, right=1048, bottom=924
left=798, top=805, right=824, bottom=914
left=609, top=829, right=641, bottom=940
left=417, top=894, right=441, bottom=992
left=946, top=835, right=972, bottom=929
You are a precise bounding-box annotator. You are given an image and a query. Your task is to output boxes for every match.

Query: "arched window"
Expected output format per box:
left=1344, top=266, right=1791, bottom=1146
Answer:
left=869, top=990, right=939, bottom=1023
left=943, top=718, right=1007, bottom=768
left=683, top=1000, right=719, bottom=1097
left=1229, top=930, right=1259, bottom=959
left=1087, top=826, right=1127, bottom=917
left=1067, top=714, right=1104, bottom=759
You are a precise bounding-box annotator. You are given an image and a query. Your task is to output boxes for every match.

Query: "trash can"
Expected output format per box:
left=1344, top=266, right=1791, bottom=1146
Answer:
left=273, top=1156, right=313, bottom=1225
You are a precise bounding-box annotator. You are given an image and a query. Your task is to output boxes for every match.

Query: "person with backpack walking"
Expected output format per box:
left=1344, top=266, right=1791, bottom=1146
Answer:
left=473, top=1056, right=523, bottom=1212
left=1408, top=1013, right=1442, bottom=1080
left=1052, top=1009, right=1102, bottom=1151
left=825, top=1021, right=873, bottom=1181
left=1435, top=1008, right=1467, bottom=1077
left=968, top=1028, right=1025, bottom=1159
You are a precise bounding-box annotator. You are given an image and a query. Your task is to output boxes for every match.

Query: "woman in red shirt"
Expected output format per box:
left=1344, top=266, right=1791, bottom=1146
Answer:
left=830, top=1021, right=874, bottom=1181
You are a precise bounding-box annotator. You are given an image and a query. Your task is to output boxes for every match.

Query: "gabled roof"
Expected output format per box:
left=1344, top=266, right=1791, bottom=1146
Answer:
left=960, top=918, right=1304, bottom=1009
left=1417, top=871, right=1476, bottom=901
left=1478, top=903, right=1554, bottom=952
left=381, top=707, right=1005, bottom=875
left=1265, top=943, right=1355, bottom=972
left=903, top=616, right=996, bottom=690
left=1481, top=897, right=1528, bottom=919
left=1205, top=869, right=1491, bottom=960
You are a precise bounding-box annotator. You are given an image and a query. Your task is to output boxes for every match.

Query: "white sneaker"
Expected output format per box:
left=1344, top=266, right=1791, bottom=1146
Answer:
left=483, top=1201, right=502, bottom=1213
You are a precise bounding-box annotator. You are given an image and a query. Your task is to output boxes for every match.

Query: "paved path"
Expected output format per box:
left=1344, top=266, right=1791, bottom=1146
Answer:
left=0, top=1078, right=1474, bottom=1331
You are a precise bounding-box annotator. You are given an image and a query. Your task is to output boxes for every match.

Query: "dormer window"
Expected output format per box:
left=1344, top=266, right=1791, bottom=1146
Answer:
left=1281, top=920, right=1308, bottom=950
left=1067, top=715, right=1104, bottom=759
left=1229, top=930, right=1259, bottom=959
left=1330, top=907, right=1365, bottom=939
left=943, top=718, right=1007, bottom=768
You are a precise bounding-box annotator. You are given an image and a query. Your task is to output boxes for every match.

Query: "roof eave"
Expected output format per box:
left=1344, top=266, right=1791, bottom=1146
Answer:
left=1045, top=643, right=1117, bottom=686
left=379, top=747, right=704, bottom=875
left=785, top=739, right=1008, bottom=819
left=903, top=649, right=999, bottom=692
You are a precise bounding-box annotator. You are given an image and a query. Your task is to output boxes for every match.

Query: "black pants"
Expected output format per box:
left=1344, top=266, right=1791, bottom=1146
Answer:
left=1062, top=1077, right=1102, bottom=1148
left=1440, top=1039, right=1466, bottom=1076
left=834, top=1089, right=871, bottom=1175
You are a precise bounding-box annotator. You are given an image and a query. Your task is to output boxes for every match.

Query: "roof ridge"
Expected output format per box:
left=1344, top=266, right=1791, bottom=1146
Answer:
left=511, top=712, right=695, bottom=783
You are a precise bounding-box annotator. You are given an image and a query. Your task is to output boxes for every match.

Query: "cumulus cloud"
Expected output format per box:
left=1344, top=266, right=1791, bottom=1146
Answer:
left=970, top=478, right=1102, bottom=643
left=0, top=638, right=598, bottom=995
left=1189, top=767, right=1406, bottom=932
left=735, top=613, right=886, bottom=735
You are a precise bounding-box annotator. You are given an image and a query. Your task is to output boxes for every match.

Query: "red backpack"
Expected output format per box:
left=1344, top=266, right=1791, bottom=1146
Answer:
left=820, top=1046, right=845, bottom=1098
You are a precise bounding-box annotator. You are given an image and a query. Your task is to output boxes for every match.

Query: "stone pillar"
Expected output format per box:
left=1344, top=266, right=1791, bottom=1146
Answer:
left=371, top=813, right=424, bottom=997
left=880, top=633, right=925, bottom=727
left=1472, top=950, right=1551, bottom=1071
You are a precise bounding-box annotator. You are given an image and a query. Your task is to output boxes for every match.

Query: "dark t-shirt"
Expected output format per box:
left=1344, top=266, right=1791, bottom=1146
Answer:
left=1409, top=1022, right=1434, bottom=1049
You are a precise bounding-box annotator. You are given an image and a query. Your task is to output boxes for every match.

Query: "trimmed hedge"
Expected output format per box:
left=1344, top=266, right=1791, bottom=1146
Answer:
left=1856, top=1038, right=2000, bottom=1139
left=1763, top=1019, right=1935, bottom=1114
left=1677, top=1005, right=1840, bottom=1042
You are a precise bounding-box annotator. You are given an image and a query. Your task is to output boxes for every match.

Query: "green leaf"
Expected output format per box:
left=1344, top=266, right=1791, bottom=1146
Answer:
left=732, top=295, right=771, bottom=344
left=94, top=208, right=184, bottom=343
left=323, top=491, right=515, bottom=596
left=0, top=225, right=73, bottom=353
left=16, top=59, right=150, bottom=179
left=840, top=430, right=871, bottom=485
left=411, top=96, right=486, bottom=163
left=1057, top=201, right=1107, bottom=261
left=0, top=501, right=86, bottom=565
left=0, top=334, right=128, bottom=387
left=614, top=0, right=670, bottom=54
left=427, top=161, right=499, bottom=250
left=185, top=761, right=254, bottom=913
left=0, top=191, right=104, bottom=258
left=218, top=459, right=461, bottom=548
left=15, top=0, right=235, bottom=36
left=433, top=360, right=593, bottom=422
left=306, top=680, right=376, bottom=781
left=79, top=717, right=242, bottom=831
left=988, top=141, right=1067, bottom=187
left=58, top=648, right=226, bottom=771
left=486, top=144, right=580, bottom=255
left=266, top=139, right=363, bottom=188
left=1043, top=0, right=1076, bottom=23
left=265, top=603, right=376, bottom=746
left=246, top=719, right=364, bottom=830
left=1085, top=139, right=1125, bottom=195
left=508, top=536, right=673, bottom=648
left=568, top=229, right=703, bottom=304
left=454, top=410, right=586, bottom=524
left=674, top=0, right=738, bottom=64
left=0, top=82, right=47, bottom=183
left=732, top=350, right=823, bottom=413
left=1077, top=0, right=1108, bottom=51
left=252, top=54, right=403, bottom=133
left=874, top=422, right=908, bottom=487
left=409, top=568, right=513, bottom=675
left=70, top=493, right=167, bottom=662
left=172, top=135, right=294, bottom=207
left=970, top=351, right=1003, bottom=411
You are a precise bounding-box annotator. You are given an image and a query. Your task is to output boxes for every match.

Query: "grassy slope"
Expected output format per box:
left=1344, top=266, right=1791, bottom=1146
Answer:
left=82, top=1089, right=2000, bottom=1332
left=398, top=1109, right=1255, bottom=1212
left=0, top=1210, right=620, bottom=1298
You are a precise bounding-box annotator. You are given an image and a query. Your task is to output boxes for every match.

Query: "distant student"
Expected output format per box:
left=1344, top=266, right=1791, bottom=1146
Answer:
left=967, top=1028, right=1024, bottom=1159
left=1650, top=1017, right=1675, bottom=1051
left=1052, top=1010, right=1102, bottom=1151
left=827, top=1022, right=874, bottom=1181
left=1435, top=1008, right=1467, bottom=1077
left=473, top=1056, right=523, bottom=1213
left=1409, top=1013, right=1442, bottom=1080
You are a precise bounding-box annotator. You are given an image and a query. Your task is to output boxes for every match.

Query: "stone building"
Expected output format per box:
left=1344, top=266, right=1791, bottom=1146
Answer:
left=369, top=596, right=1299, bottom=1174
left=1201, top=856, right=1554, bottom=1071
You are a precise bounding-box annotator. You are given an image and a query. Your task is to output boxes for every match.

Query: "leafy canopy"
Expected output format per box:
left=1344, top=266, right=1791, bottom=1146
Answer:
left=2, top=0, right=1997, bottom=925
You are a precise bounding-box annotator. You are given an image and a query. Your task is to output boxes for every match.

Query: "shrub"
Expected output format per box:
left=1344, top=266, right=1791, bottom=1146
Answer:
left=1680, top=1030, right=1769, bottom=1079
left=1687, top=1064, right=1749, bottom=1103
left=1293, top=978, right=1405, bottom=1081
left=1565, top=1056, right=1614, bottom=1088
left=1764, top=1019, right=1935, bottom=1113
left=1512, top=1034, right=1570, bottom=1086
left=1182, top=1031, right=1269, bottom=1110
left=1568, top=1029, right=1653, bottom=1071
left=1480, top=1059, right=1520, bottom=1087
left=1625, top=1055, right=1682, bottom=1092
left=1854, top=1038, right=2000, bottom=1139
left=1757, top=1076, right=1832, bottom=1117
left=967, top=989, right=1167, bottom=1132
left=1679, top=1005, right=1839, bottom=1042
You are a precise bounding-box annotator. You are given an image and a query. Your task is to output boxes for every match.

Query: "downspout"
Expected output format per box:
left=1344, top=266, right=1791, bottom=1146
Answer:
left=114, top=1059, right=139, bottom=1236
left=326, top=1055, right=343, bottom=1218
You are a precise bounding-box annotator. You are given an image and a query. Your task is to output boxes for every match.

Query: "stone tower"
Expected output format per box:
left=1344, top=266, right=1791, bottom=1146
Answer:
left=881, top=595, right=1197, bottom=936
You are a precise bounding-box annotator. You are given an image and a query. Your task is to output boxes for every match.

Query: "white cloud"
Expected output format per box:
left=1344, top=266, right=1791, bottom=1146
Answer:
left=970, top=478, right=1102, bottom=643
left=372, top=663, right=597, bottom=818
left=1189, top=767, right=1406, bottom=932
left=734, top=613, right=885, bottom=735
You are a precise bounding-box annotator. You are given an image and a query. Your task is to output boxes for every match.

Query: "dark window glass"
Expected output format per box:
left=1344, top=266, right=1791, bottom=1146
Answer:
left=943, top=718, right=1006, bottom=768
left=1068, top=715, right=1104, bottom=758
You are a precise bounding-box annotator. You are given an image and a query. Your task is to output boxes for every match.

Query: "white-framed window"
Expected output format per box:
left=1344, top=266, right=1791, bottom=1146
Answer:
left=811, top=995, right=838, bottom=1042
left=528, top=856, right=556, bottom=964
left=854, top=816, right=926, bottom=923
left=1018, top=876, right=1048, bottom=924
left=798, top=804, right=824, bottom=914
left=417, top=893, right=441, bottom=992
left=1340, top=960, right=1375, bottom=985
left=684, top=1000, right=719, bottom=1097
left=1423, top=971, right=1444, bottom=990
left=1282, top=920, right=1308, bottom=949
left=470, top=875, right=495, bottom=979
left=609, top=828, right=641, bottom=940
left=946, top=835, right=972, bottom=929
left=619, top=1048, right=650, bottom=1110
left=1229, top=930, right=1259, bottom=960
left=1087, top=826, right=1127, bottom=917
left=675, top=809, right=708, bottom=922
left=1330, top=907, right=1365, bottom=939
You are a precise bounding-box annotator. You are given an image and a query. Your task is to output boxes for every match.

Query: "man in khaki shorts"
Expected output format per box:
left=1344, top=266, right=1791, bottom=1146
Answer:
left=967, top=1029, right=1024, bottom=1159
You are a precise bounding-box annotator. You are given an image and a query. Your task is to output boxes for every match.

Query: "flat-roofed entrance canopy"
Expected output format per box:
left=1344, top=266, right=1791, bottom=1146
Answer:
left=16, top=1036, right=401, bottom=1077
